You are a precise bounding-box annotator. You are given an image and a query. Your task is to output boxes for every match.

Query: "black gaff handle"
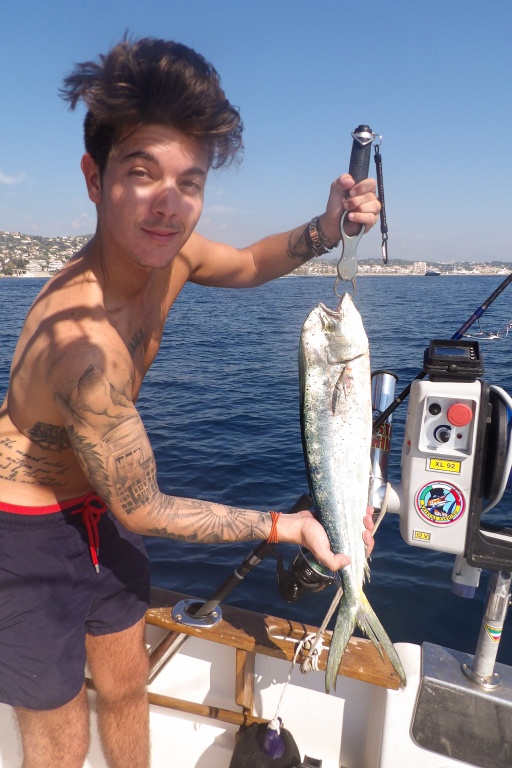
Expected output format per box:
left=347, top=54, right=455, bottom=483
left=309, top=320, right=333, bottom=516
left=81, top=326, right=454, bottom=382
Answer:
left=335, top=125, right=375, bottom=289
left=348, top=125, right=373, bottom=183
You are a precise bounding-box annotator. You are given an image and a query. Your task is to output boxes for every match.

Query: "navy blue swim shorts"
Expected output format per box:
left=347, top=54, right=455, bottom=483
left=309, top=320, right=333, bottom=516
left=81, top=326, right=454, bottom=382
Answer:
left=0, top=492, right=151, bottom=710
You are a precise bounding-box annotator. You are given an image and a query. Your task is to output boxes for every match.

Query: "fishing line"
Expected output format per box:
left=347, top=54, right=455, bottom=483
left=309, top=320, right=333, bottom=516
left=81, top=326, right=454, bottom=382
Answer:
left=372, top=271, right=512, bottom=434
left=268, top=626, right=329, bottom=729
left=299, top=587, right=342, bottom=675
left=372, top=483, right=391, bottom=535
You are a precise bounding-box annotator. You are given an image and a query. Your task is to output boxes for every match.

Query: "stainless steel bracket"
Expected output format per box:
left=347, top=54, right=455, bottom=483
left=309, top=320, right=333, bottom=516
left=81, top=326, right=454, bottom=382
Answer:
left=171, top=598, right=223, bottom=628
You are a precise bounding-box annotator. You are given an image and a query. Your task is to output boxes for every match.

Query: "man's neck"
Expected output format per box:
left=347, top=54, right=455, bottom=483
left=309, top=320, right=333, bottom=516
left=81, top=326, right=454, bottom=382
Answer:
left=85, top=231, right=158, bottom=305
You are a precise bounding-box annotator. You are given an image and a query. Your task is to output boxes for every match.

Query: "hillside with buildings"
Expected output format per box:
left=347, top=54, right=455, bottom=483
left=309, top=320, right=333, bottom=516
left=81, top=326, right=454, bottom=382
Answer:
left=0, top=231, right=91, bottom=276
left=0, top=229, right=510, bottom=277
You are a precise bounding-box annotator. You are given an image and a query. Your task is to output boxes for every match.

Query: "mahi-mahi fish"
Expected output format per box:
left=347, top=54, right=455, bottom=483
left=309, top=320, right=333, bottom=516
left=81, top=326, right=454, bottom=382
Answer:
left=299, top=292, right=406, bottom=692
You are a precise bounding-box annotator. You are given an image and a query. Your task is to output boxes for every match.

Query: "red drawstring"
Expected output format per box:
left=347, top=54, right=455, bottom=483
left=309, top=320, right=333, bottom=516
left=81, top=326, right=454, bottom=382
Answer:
left=0, top=491, right=108, bottom=573
left=72, top=492, right=108, bottom=573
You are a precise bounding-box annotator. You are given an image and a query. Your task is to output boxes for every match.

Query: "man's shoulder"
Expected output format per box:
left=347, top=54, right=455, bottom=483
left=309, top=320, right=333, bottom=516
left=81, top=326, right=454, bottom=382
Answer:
left=30, top=279, right=113, bottom=350
left=51, top=330, right=130, bottom=364
left=179, top=231, right=250, bottom=288
left=179, top=231, right=218, bottom=264
left=32, top=275, right=132, bottom=396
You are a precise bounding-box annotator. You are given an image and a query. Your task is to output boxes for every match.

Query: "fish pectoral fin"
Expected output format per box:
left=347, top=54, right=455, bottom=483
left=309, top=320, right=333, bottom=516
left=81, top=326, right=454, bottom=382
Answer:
left=331, top=365, right=347, bottom=414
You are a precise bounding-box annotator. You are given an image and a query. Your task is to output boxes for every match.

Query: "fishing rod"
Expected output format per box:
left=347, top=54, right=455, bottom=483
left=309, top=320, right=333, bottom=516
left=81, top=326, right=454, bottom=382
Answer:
left=373, top=270, right=512, bottom=434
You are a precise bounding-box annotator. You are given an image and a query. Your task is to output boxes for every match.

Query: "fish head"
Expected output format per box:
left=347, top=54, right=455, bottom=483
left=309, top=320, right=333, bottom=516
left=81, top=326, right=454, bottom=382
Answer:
left=301, top=293, right=368, bottom=364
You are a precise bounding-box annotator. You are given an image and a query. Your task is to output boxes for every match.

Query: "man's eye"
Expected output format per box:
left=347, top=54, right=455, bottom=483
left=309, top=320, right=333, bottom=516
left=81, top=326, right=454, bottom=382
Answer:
left=129, top=168, right=151, bottom=178
left=181, top=179, right=202, bottom=193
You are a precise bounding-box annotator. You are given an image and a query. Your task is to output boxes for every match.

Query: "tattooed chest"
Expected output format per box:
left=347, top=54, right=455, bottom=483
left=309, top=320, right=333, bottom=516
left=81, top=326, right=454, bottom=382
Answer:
left=127, top=326, right=162, bottom=374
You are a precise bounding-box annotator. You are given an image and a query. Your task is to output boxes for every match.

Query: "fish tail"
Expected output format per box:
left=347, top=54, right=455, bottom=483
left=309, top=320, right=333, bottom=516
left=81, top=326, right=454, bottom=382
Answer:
left=325, top=591, right=407, bottom=692
left=325, top=598, right=357, bottom=694
left=356, top=593, right=407, bottom=687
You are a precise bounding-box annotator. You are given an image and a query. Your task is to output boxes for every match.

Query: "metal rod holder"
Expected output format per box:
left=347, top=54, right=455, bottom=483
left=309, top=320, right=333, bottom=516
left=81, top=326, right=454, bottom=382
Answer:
left=369, top=370, right=398, bottom=511
left=462, top=569, right=512, bottom=689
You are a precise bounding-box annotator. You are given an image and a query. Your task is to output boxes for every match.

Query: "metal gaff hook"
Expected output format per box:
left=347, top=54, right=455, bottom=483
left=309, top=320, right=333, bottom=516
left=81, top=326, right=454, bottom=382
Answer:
left=333, top=125, right=378, bottom=297
left=333, top=210, right=366, bottom=298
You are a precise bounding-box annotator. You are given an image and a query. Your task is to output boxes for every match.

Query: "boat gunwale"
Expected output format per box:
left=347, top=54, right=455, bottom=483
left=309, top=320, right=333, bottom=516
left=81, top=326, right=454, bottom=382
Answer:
left=146, top=587, right=401, bottom=691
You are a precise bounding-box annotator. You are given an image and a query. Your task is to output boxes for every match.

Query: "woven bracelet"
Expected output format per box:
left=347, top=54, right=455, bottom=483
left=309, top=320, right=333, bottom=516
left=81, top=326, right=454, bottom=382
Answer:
left=267, top=511, right=281, bottom=544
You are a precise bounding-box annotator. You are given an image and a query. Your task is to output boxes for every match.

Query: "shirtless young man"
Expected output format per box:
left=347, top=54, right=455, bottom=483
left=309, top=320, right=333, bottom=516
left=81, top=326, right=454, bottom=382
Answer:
left=0, top=38, right=380, bottom=767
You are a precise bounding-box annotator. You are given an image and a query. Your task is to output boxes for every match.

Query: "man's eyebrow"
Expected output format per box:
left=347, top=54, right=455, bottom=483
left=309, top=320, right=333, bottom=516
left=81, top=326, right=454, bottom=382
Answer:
left=181, top=166, right=208, bottom=177
left=119, top=151, right=207, bottom=175
left=120, top=150, right=157, bottom=164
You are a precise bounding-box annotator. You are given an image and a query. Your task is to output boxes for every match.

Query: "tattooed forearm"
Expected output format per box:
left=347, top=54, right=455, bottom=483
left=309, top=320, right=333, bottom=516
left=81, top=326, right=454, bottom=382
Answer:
left=146, top=495, right=270, bottom=544
left=67, top=408, right=271, bottom=543
left=286, top=219, right=337, bottom=262
left=286, top=225, right=314, bottom=261
left=59, top=364, right=272, bottom=544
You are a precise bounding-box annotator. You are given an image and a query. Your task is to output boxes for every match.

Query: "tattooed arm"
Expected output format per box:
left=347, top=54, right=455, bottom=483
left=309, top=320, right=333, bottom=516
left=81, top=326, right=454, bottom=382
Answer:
left=53, top=349, right=355, bottom=570
left=183, top=176, right=380, bottom=288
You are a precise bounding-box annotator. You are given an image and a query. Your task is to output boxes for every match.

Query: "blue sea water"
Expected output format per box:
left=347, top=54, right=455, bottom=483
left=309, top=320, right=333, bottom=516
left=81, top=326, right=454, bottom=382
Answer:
left=1, top=275, right=511, bottom=664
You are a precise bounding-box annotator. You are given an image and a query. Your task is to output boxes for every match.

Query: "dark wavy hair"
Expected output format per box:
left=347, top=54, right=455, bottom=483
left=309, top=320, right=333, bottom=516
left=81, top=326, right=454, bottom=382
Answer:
left=60, top=37, right=243, bottom=174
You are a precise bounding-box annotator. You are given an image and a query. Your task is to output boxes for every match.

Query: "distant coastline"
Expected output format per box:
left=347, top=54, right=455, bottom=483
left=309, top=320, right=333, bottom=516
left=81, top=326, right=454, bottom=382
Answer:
left=0, top=229, right=510, bottom=280
left=1, top=268, right=510, bottom=280
left=4, top=269, right=511, bottom=279
left=285, top=266, right=511, bottom=278
left=280, top=272, right=511, bottom=278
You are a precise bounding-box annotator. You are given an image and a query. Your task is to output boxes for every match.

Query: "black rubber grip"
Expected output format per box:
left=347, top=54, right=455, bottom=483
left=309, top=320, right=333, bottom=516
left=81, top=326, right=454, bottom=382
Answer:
left=348, top=124, right=373, bottom=183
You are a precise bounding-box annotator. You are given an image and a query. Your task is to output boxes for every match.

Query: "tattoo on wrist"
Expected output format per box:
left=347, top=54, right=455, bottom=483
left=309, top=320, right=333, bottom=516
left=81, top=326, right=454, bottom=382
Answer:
left=316, top=218, right=335, bottom=248
left=286, top=226, right=315, bottom=261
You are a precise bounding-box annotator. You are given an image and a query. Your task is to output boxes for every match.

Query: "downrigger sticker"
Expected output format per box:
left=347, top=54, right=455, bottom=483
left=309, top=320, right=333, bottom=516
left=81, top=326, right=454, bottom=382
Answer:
left=415, top=482, right=465, bottom=525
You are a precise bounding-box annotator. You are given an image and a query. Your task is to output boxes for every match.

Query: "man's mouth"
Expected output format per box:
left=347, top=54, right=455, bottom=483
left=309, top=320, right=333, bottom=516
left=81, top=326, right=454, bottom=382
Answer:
left=140, top=226, right=180, bottom=243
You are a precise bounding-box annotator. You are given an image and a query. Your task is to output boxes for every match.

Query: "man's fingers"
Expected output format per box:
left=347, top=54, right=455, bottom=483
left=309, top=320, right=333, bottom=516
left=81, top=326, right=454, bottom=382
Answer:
left=330, top=552, right=351, bottom=571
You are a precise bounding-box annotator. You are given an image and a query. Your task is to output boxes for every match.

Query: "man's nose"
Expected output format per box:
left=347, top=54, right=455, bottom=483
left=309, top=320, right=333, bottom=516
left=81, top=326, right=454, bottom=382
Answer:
left=151, top=182, right=181, bottom=218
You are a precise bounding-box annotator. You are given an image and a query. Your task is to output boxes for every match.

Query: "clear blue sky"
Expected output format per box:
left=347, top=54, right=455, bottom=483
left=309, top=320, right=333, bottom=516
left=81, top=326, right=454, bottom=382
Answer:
left=1, top=0, right=511, bottom=263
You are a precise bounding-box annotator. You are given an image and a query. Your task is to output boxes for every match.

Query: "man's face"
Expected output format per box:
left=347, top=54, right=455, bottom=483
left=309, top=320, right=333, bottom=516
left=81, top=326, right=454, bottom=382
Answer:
left=82, top=123, right=209, bottom=270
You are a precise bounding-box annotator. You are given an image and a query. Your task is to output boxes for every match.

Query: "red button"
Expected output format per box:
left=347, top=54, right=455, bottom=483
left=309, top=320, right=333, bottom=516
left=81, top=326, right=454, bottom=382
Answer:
left=447, top=403, right=473, bottom=427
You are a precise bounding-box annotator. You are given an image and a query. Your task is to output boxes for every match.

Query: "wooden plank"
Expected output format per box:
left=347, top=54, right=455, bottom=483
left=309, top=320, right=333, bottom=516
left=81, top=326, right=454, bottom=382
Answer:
left=146, top=588, right=401, bottom=690
left=235, top=649, right=255, bottom=712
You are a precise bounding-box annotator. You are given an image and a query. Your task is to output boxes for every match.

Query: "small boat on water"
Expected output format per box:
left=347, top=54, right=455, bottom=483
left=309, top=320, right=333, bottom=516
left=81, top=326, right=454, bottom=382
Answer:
left=425, top=268, right=441, bottom=276
left=1, top=352, right=510, bottom=767
left=0, top=568, right=510, bottom=768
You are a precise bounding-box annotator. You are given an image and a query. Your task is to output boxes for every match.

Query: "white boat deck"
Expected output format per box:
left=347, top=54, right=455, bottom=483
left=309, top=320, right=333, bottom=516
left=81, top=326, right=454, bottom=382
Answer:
left=0, top=590, right=503, bottom=767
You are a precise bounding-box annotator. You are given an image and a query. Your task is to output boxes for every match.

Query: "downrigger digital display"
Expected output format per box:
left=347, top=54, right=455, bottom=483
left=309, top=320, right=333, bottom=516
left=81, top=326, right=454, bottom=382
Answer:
left=423, top=339, right=484, bottom=380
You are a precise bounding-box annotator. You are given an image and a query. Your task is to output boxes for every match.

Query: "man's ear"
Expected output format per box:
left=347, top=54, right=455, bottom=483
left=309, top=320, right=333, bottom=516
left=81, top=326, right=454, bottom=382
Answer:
left=81, top=154, right=102, bottom=204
